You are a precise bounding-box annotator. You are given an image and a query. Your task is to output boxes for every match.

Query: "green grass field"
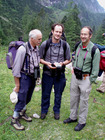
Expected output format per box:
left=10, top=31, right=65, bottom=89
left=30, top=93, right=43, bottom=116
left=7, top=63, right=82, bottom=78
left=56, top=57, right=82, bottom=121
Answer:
left=0, top=46, right=105, bottom=140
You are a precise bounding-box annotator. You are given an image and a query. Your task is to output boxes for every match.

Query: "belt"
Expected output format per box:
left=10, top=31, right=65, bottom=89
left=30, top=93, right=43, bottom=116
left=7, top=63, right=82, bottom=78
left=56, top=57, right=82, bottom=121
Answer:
left=28, top=73, right=34, bottom=78
left=21, top=71, right=34, bottom=77
left=83, top=74, right=89, bottom=77
left=30, top=73, right=34, bottom=76
left=83, top=74, right=89, bottom=80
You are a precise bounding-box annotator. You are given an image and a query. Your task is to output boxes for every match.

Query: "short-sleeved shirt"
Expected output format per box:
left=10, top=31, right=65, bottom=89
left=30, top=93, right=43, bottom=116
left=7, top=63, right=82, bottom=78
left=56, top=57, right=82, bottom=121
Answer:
left=39, top=39, right=70, bottom=75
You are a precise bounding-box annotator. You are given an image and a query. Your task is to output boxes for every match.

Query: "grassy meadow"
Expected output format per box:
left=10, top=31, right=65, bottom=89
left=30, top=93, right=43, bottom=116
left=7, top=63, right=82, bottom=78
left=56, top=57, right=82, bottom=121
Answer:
left=0, top=46, right=105, bottom=140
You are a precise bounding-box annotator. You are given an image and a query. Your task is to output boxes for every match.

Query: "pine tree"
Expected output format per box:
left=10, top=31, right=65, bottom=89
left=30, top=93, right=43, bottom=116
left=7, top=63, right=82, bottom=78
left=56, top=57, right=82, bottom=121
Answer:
left=61, top=4, right=81, bottom=51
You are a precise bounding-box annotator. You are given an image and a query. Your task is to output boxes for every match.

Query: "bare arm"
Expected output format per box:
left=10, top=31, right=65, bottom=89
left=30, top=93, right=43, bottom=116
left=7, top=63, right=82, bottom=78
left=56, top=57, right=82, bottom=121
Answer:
left=13, top=77, right=20, bottom=93
left=61, top=59, right=71, bottom=66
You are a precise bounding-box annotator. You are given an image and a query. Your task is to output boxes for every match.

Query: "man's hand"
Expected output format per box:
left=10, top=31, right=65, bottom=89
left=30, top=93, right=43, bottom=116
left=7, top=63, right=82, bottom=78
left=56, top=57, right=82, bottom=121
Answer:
left=40, top=59, right=56, bottom=69
left=47, top=62, right=56, bottom=69
left=14, top=86, right=20, bottom=93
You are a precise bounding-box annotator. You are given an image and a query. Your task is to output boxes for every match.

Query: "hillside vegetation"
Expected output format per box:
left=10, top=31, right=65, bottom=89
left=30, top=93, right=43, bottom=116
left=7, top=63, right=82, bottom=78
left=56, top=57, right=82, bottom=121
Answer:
left=0, top=0, right=105, bottom=50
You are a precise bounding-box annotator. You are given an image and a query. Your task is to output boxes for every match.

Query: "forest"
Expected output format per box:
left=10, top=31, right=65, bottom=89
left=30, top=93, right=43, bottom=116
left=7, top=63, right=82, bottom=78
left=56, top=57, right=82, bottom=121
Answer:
left=0, top=0, right=105, bottom=51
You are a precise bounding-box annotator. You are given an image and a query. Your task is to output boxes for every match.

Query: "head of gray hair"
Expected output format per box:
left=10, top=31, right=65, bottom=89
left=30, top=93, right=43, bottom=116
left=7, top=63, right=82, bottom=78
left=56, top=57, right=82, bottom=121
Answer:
left=29, top=29, right=42, bottom=41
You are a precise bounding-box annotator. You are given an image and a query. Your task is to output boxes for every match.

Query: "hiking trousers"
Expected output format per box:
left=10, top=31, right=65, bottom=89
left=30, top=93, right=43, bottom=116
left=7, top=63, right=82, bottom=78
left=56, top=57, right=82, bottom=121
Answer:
left=41, top=73, right=66, bottom=114
left=70, top=73, right=92, bottom=124
left=15, top=73, right=36, bottom=112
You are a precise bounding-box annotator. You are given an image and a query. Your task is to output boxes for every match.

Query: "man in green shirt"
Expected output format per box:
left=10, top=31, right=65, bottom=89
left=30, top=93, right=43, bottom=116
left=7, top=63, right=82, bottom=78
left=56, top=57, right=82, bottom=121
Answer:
left=63, top=26, right=100, bottom=131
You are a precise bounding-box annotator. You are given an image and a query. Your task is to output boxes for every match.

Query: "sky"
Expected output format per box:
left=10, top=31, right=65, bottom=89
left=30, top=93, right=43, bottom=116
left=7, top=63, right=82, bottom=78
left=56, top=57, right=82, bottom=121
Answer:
left=97, top=0, right=105, bottom=9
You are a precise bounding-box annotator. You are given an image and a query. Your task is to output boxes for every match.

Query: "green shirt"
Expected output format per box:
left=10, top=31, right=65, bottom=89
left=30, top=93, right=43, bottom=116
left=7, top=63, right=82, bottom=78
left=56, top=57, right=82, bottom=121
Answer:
left=73, top=41, right=100, bottom=83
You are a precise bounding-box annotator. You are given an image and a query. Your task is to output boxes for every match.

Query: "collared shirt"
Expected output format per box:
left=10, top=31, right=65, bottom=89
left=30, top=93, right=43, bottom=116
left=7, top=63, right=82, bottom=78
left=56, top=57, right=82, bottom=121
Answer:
left=73, top=41, right=100, bottom=83
left=12, top=42, right=40, bottom=77
left=28, top=43, right=40, bottom=72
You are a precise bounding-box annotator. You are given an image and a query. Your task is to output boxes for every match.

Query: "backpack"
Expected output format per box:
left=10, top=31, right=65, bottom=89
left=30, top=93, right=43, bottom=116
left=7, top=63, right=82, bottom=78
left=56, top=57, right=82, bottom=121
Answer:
left=94, top=43, right=105, bottom=72
left=6, top=41, right=25, bottom=69
left=6, top=41, right=40, bottom=79
left=94, top=43, right=105, bottom=51
left=92, top=44, right=105, bottom=72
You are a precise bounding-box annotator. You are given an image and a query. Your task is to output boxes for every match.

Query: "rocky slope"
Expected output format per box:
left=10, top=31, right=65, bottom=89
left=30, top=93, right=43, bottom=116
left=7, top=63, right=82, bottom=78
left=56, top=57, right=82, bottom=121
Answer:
left=39, top=0, right=104, bottom=13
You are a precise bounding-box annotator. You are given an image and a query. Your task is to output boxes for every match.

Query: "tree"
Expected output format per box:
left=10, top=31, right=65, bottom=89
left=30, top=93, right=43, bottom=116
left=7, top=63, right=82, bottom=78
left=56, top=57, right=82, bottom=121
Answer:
left=61, top=4, right=81, bottom=51
left=93, top=18, right=105, bottom=45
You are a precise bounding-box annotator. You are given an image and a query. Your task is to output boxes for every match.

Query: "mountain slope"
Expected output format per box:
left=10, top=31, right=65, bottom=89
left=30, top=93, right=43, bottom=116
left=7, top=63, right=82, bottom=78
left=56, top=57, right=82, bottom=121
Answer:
left=39, top=0, right=105, bottom=28
left=0, top=0, right=104, bottom=28
left=39, top=0, right=105, bottom=13
left=0, top=0, right=105, bottom=45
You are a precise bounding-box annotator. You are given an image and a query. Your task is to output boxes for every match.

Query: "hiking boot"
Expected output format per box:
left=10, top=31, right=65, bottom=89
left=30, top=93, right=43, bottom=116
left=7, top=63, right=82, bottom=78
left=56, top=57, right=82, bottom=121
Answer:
left=63, top=118, right=77, bottom=124
left=20, top=109, right=32, bottom=122
left=74, top=123, right=86, bottom=131
left=96, top=88, right=104, bottom=93
left=41, top=113, right=47, bottom=119
left=11, top=117, right=25, bottom=130
left=54, top=113, right=60, bottom=120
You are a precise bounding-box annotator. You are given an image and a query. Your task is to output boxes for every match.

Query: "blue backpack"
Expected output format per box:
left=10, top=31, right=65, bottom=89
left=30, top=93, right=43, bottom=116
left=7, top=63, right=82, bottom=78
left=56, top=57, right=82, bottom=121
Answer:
left=94, top=43, right=105, bottom=52
left=6, top=41, right=25, bottom=69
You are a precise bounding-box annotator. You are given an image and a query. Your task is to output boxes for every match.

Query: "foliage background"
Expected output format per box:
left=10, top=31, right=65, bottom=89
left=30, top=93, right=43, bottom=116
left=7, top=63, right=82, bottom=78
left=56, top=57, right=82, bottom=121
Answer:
left=0, top=0, right=105, bottom=50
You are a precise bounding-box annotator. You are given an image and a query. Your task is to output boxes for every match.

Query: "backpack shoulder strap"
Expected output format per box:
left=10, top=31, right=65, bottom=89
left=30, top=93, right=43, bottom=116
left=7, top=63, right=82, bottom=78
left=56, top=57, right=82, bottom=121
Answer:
left=21, top=42, right=30, bottom=73
left=90, top=45, right=98, bottom=74
left=91, top=45, right=97, bottom=60
left=43, top=38, right=52, bottom=59
left=74, top=41, right=81, bottom=51
left=62, top=40, right=67, bottom=60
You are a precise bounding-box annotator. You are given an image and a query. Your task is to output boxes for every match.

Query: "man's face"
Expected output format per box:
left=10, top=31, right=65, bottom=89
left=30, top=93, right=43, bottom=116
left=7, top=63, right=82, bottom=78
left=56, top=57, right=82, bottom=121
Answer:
left=80, top=28, right=92, bottom=44
left=52, top=25, right=63, bottom=41
left=32, top=33, right=42, bottom=47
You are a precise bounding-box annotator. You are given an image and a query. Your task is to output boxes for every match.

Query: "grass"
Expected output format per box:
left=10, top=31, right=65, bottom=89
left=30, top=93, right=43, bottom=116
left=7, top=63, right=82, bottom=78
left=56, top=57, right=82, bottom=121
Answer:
left=0, top=46, right=105, bottom=140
